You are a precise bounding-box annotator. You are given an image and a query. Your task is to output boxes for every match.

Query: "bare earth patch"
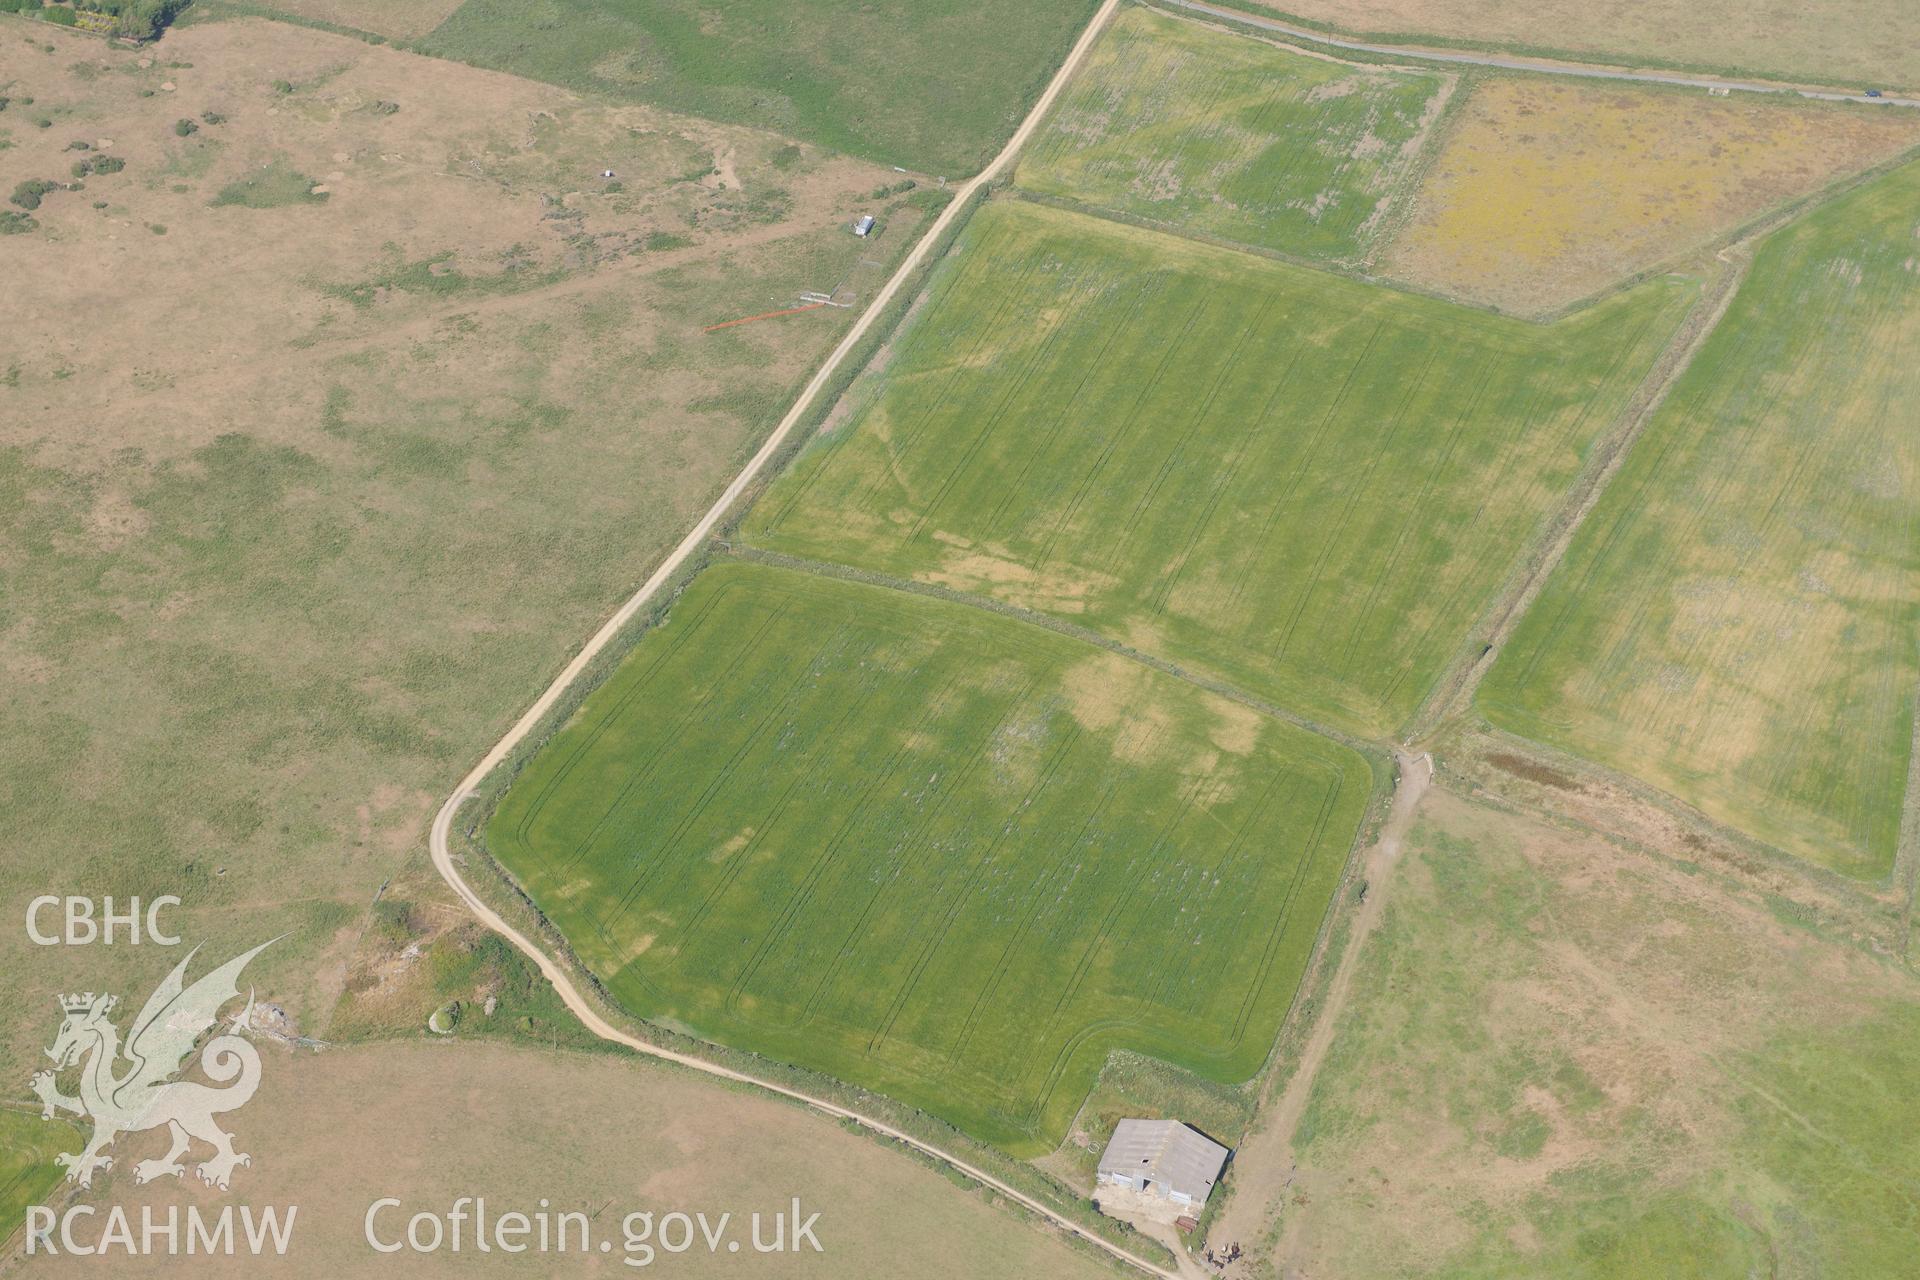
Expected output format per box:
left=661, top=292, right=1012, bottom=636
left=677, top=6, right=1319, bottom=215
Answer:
left=1484, top=751, right=1581, bottom=791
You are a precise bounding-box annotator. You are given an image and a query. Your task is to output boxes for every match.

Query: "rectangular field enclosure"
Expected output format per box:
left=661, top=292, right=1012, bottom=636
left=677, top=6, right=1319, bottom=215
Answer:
left=1017, top=5, right=1450, bottom=262
left=486, top=562, right=1375, bottom=1151
left=747, top=198, right=1694, bottom=737
left=1480, top=160, right=1920, bottom=881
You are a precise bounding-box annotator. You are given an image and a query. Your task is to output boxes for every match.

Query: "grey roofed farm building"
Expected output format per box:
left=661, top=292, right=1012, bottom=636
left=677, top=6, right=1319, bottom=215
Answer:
left=1096, top=1119, right=1229, bottom=1207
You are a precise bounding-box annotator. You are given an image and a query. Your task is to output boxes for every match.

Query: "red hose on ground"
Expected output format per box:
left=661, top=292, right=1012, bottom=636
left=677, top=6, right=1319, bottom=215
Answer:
left=703, top=302, right=828, bottom=332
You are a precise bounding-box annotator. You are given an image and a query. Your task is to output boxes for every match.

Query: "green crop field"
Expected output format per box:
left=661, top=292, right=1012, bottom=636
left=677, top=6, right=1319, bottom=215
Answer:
left=1480, top=161, right=1920, bottom=881
left=1018, top=6, right=1448, bottom=261
left=416, top=0, right=1100, bottom=176
left=748, top=199, right=1694, bottom=737
left=0, top=1111, right=76, bottom=1246
left=487, top=561, right=1373, bottom=1152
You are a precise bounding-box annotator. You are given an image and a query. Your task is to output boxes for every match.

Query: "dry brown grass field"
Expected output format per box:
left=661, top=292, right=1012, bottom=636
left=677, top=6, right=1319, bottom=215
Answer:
left=17, top=1041, right=1127, bottom=1277
left=1215, top=786, right=1920, bottom=1278
left=0, top=16, right=926, bottom=1082
left=1381, top=78, right=1920, bottom=313
left=1252, top=0, right=1918, bottom=92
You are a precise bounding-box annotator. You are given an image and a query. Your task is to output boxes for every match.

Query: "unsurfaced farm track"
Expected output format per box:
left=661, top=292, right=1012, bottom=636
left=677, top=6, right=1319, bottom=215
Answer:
left=428, top=0, right=1920, bottom=1273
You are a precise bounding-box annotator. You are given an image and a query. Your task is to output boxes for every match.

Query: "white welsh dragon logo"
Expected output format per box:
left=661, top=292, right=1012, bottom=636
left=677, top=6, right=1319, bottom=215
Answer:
left=31, top=939, right=275, bottom=1191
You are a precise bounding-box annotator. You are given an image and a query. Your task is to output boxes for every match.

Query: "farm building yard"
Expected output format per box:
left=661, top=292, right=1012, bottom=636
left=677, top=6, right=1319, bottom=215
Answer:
left=747, top=198, right=1695, bottom=739
left=1018, top=5, right=1451, bottom=263
left=485, top=561, right=1375, bottom=1153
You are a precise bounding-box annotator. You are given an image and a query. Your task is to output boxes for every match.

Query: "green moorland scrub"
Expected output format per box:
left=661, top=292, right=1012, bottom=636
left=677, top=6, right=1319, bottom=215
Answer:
left=1018, top=5, right=1449, bottom=262
left=209, top=158, right=327, bottom=208
left=1266, top=788, right=1920, bottom=1278
left=485, top=560, right=1375, bottom=1153
left=1480, top=158, right=1920, bottom=881
left=747, top=198, right=1695, bottom=739
left=0, top=0, right=189, bottom=39
left=417, top=0, right=1101, bottom=176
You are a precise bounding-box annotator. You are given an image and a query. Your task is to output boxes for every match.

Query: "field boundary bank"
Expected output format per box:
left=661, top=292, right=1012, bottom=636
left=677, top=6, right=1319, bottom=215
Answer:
left=184, top=0, right=392, bottom=46
left=1512, top=137, right=1920, bottom=327
left=422, top=6, right=1201, bottom=1278
left=1428, top=159, right=1920, bottom=896
left=1354, top=58, right=1470, bottom=275
left=1895, top=696, right=1920, bottom=943
left=1165, top=738, right=1416, bottom=1255
left=1409, top=132, right=1920, bottom=744
left=1128, top=0, right=1441, bottom=77
left=1005, top=189, right=1514, bottom=321
left=730, top=547, right=1382, bottom=760
left=1891, top=551, right=1920, bottom=925
left=1444, top=726, right=1908, bottom=917
left=1151, top=0, right=1920, bottom=106
left=1404, top=246, right=1752, bottom=742
left=1204, top=750, right=1431, bottom=1255
left=1134, top=1, right=1920, bottom=327
left=1012, top=129, right=1920, bottom=331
